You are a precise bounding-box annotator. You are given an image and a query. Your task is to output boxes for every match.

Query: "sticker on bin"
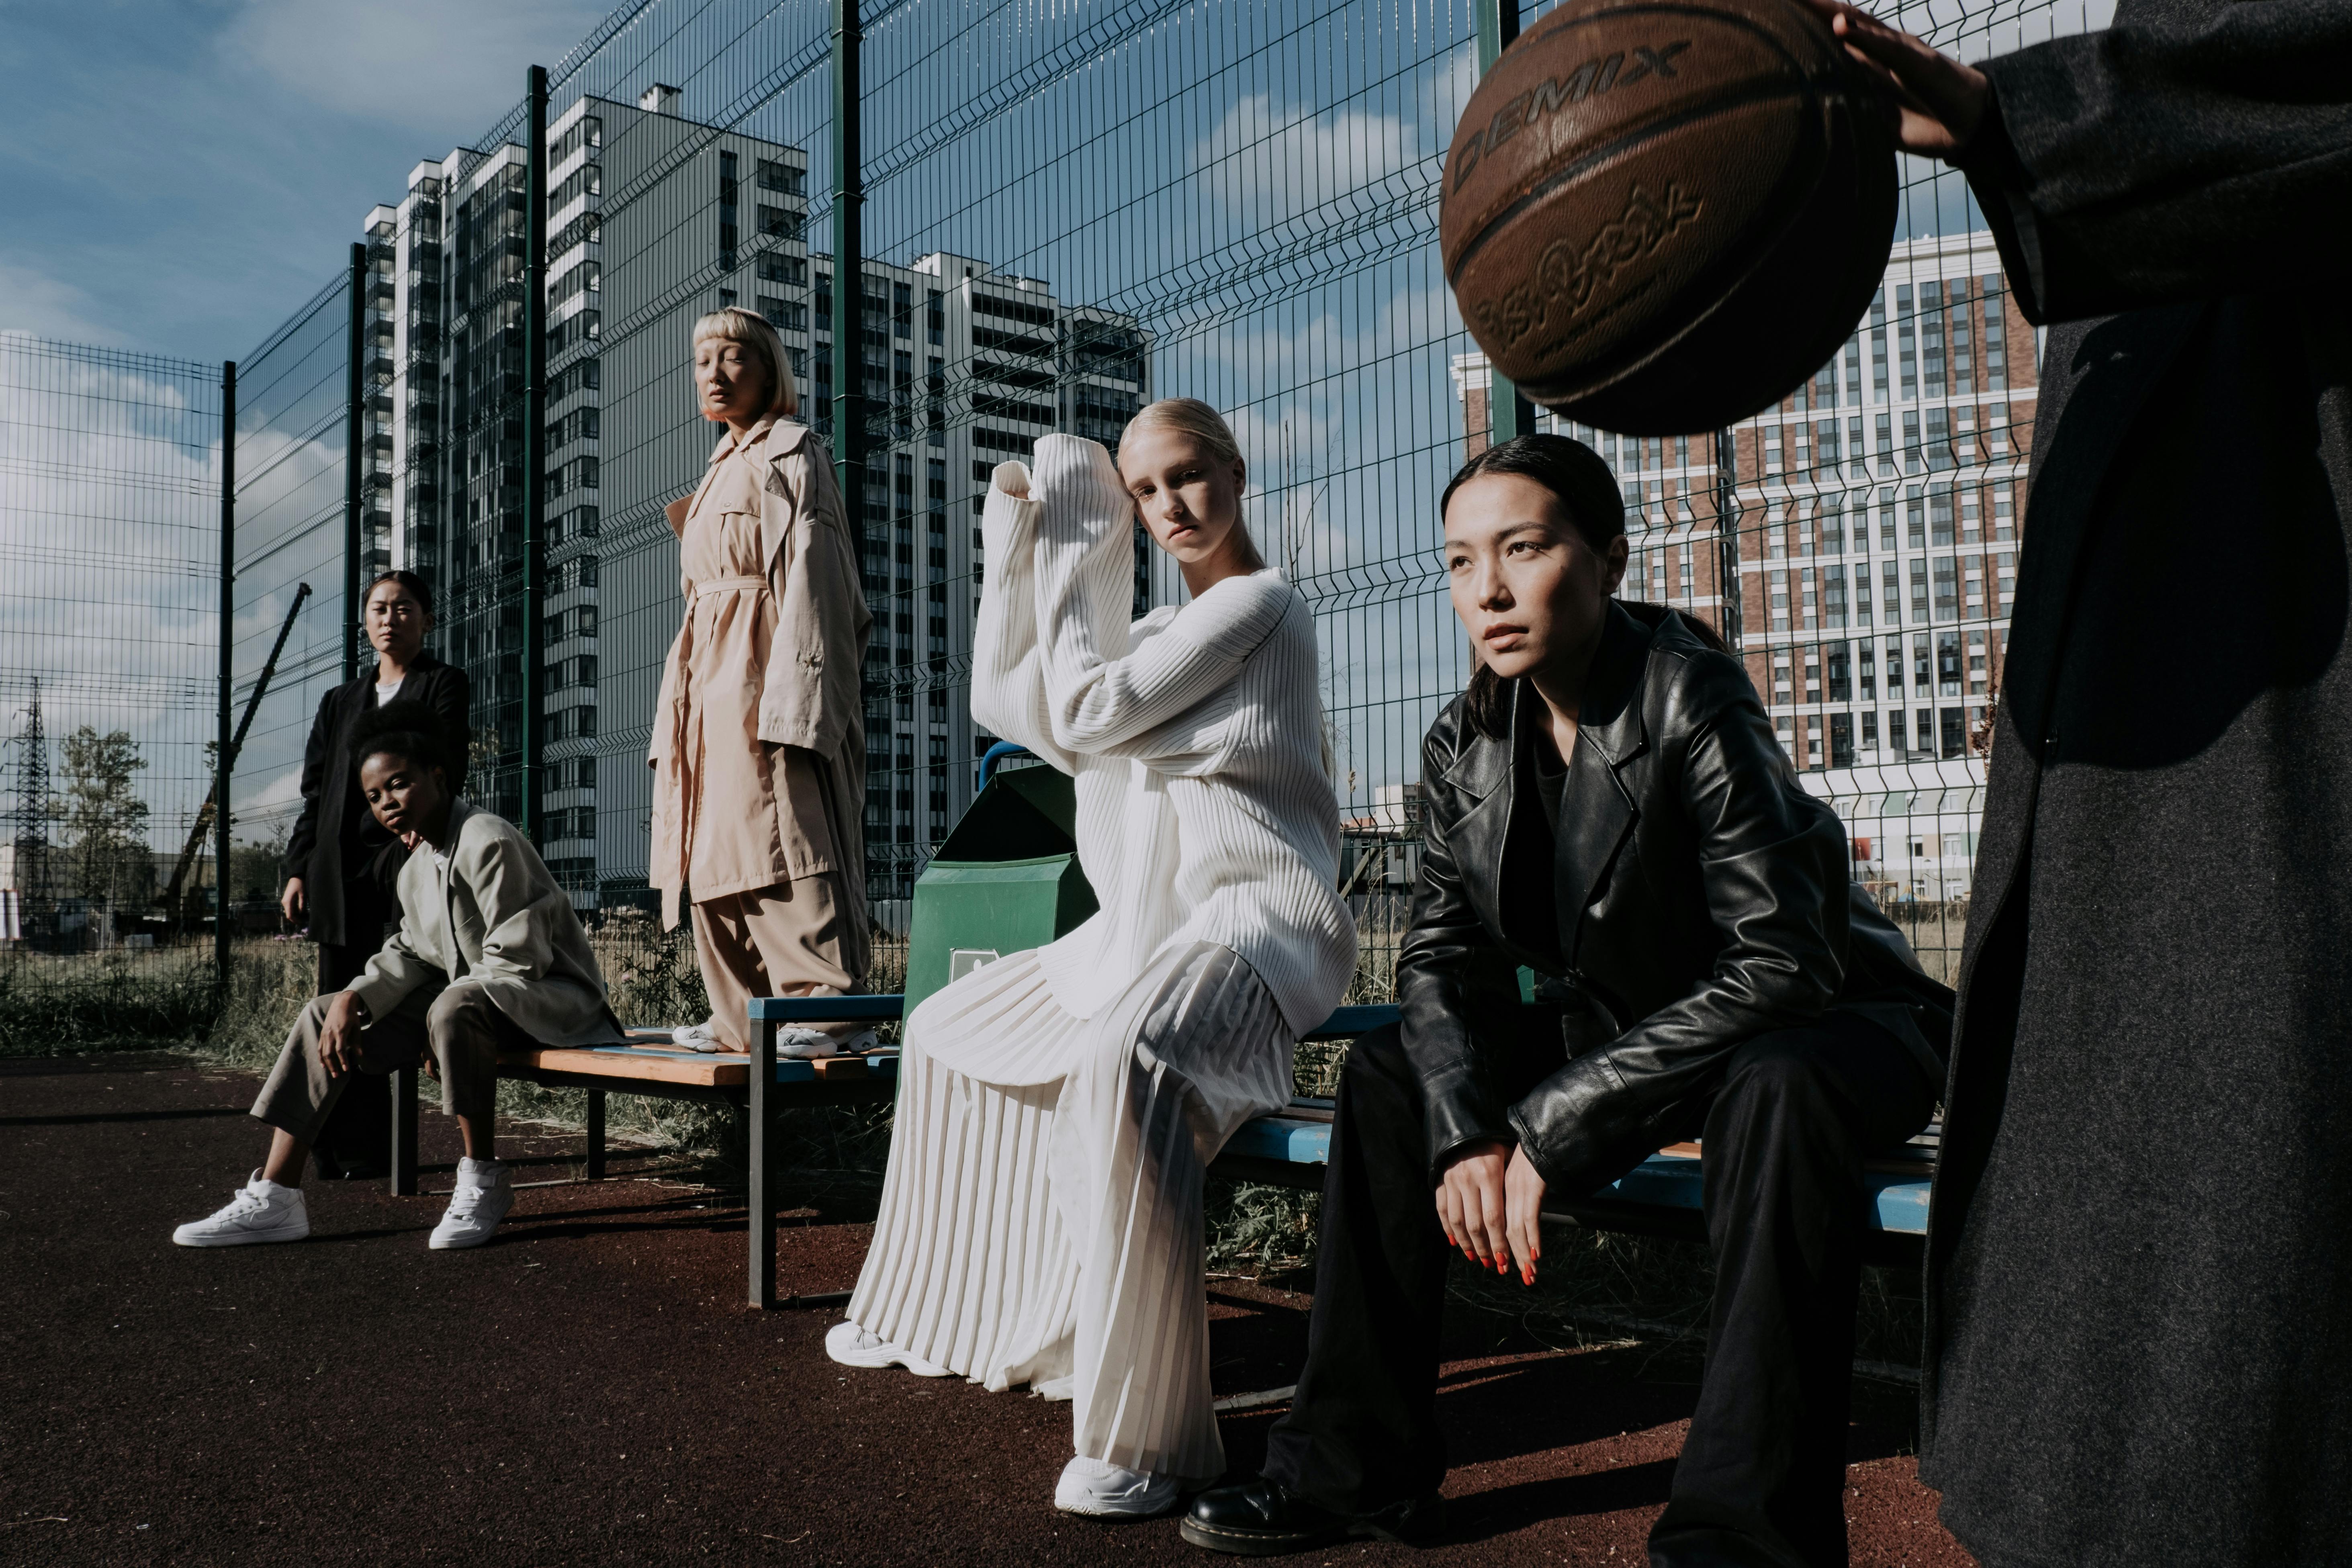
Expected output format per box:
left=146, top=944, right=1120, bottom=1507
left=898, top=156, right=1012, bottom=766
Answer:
left=949, top=949, right=1001, bottom=982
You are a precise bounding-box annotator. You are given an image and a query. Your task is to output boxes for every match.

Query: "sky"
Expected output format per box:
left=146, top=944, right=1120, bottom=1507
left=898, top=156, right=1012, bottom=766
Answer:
left=0, top=0, right=611, bottom=362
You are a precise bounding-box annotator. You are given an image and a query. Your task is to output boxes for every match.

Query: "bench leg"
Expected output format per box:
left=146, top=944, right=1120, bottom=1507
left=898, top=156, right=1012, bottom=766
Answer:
left=585, top=1089, right=607, bottom=1180
left=749, top=1018, right=775, bottom=1309
left=389, top=1067, right=419, bottom=1197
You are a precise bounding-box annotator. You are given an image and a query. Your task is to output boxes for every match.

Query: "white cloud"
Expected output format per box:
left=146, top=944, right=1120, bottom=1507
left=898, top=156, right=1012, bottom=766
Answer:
left=221, top=0, right=612, bottom=138
left=1194, top=92, right=1426, bottom=229
left=0, top=264, right=124, bottom=346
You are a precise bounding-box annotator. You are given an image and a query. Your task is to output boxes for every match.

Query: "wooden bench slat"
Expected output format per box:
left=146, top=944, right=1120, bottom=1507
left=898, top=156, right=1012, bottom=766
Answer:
left=497, top=1047, right=900, bottom=1090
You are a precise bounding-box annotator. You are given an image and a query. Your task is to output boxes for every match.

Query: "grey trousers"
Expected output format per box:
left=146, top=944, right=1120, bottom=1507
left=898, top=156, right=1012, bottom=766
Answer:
left=251, top=982, right=524, bottom=1144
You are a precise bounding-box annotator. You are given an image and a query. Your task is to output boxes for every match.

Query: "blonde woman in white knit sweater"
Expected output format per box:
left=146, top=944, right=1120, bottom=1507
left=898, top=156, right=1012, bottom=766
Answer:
left=827, top=399, right=1355, bottom=1517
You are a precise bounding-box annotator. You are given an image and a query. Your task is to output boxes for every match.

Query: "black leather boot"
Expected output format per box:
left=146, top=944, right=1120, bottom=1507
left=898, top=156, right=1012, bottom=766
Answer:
left=1181, top=1478, right=1443, bottom=1555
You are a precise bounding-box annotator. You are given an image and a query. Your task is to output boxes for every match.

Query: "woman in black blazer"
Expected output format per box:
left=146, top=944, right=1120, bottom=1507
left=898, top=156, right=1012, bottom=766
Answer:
left=1189, top=437, right=1951, bottom=1566
left=280, top=570, right=468, bottom=1177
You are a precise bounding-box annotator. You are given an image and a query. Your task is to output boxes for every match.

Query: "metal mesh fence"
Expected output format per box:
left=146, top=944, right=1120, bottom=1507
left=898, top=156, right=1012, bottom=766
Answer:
left=22, top=0, right=2118, bottom=1038
left=228, top=277, right=358, bottom=887
left=0, top=335, right=225, bottom=1026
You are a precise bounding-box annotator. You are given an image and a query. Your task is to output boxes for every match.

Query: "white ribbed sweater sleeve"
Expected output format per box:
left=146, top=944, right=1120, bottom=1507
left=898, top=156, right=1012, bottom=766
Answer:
left=1030, top=434, right=1282, bottom=756
left=969, top=464, right=1083, bottom=775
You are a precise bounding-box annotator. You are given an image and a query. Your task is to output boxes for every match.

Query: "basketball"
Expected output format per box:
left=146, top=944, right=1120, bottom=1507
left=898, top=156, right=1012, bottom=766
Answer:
left=1441, top=0, right=1897, bottom=434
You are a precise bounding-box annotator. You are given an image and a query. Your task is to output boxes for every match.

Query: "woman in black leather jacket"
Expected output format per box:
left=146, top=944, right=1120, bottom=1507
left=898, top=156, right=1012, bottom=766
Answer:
left=1187, top=435, right=1952, bottom=1567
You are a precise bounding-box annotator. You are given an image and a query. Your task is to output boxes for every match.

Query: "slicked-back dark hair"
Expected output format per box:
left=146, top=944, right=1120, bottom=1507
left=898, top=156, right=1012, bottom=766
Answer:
left=352, top=697, right=452, bottom=781
left=364, top=569, right=434, bottom=618
left=1441, top=433, right=1724, bottom=738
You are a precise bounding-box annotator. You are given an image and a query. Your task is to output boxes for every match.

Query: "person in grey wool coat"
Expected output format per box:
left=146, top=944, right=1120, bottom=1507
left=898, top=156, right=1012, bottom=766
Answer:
left=1811, top=3, right=2352, bottom=1564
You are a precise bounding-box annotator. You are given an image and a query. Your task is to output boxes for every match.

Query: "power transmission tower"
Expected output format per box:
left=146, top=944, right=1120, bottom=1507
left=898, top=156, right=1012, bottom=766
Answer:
left=10, top=678, right=51, bottom=917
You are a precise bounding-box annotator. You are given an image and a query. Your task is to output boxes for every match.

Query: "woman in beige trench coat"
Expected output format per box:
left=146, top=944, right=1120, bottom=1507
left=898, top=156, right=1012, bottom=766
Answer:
left=650, top=307, right=872, bottom=1055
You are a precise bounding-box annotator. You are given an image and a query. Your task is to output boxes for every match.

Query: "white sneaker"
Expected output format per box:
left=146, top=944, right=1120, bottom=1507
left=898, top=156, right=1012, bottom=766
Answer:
left=172, top=1171, right=309, bottom=1247
left=1053, top=1456, right=1186, bottom=1519
left=777, top=1026, right=843, bottom=1059
left=429, top=1159, right=513, bottom=1250
left=671, top=1022, right=722, bottom=1053
left=824, top=1319, right=951, bottom=1377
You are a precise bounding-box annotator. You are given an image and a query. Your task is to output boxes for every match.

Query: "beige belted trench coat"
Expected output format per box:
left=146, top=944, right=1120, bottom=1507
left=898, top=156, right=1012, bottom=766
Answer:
left=648, top=417, right=871, bottom=968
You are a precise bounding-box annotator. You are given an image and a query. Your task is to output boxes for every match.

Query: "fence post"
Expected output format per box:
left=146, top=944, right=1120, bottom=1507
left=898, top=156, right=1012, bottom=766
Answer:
left=831, top=0, right=865, bottom=519
left=218, top=361, right=237, bottom=989
left=522, top=63, right=550, bottom=843
left=344, top=244, right=364, bottom=683
left=1714, top=427, right=1744, bottom=651
left=1472, top=0, right=1535, bottom=447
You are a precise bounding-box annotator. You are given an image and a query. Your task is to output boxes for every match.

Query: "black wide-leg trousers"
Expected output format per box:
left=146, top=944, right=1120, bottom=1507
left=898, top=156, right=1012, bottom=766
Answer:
left=1262, top=1010, right=1935, bottom=1568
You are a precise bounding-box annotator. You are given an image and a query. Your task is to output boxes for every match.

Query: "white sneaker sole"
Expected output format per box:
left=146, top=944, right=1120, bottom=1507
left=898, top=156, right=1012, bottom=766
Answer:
left=1053, top=1489, right=1184, bottom=1520
left=172, top=1217, right=309, bottom=1248
left=824, top=1320, right=952, bottom=1376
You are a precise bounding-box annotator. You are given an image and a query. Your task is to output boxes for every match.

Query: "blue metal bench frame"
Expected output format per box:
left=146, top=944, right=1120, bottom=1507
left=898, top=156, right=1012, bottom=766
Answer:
left=747, top=996, right=1933, bottom=1307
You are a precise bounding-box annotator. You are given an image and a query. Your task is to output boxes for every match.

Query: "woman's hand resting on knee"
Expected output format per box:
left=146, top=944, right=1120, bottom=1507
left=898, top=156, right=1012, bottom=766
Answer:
left=1438, top=1139, right=1548, bottom=1284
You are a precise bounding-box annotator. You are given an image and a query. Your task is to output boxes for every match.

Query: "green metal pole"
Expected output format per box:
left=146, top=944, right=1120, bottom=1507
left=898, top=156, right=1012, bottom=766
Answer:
left=522, top=63, right=550, bottom=842
left=1473, top=0, right=1536, bottom=448
left=832, top=0, right=865, bottom=515
left=344, top=244, right=364, bottom=682
left=218, top=361, right=236, bottom=985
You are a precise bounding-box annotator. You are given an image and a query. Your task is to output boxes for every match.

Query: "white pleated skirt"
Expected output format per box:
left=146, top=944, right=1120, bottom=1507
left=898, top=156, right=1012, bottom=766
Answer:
left=846, top=938, right=1293, bottom=1481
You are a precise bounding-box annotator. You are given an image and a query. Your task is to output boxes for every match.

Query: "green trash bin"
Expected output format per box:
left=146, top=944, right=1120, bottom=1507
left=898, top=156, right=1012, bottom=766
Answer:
left=904, top=758, right=1098, bottom=1013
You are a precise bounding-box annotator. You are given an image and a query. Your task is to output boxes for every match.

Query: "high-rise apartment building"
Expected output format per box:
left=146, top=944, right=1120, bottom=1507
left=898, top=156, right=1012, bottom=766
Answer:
left=364, top=88, right=1149, bottom=909
left=1452, top=231, right=2040, bottom=899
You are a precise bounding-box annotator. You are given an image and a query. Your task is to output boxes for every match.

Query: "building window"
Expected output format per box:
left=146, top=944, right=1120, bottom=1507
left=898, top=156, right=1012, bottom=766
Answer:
left=1870, top=289, right=1889, bottom=402
left=718, top=151, right=738, bottom=269
left=1827, top=641, right=1851, bottom=701
left=1896, top=283, right=1916, bottom=398
left=1883, top=561, right=1902, bottom=626
left=1875, top=412, right=1894, bottom=474
left=756, top=253, right=805, bottom=286
left=1861, top=709, right=1878, bottom=750
left=1859, top=642, right=1877, bottom=699
left=1967, top=629, right=1989, bottom=695
left=1982, top=275, right=2007, bottom=391
left=757, top=203, right=798, bottom=239
left=1830, top=711, right=1854, bottom=768
left=755, top=158, right=804, bottom=195
left=1933, top=557, right=1958, bottom=621
left=1902, top=409, right=1923, bottom=473
left=1939, top=706, right=1966, bottom=759
left=1888, top=709, right=1906, bottom=754
left=1930, top=485, right=1955, bottom=547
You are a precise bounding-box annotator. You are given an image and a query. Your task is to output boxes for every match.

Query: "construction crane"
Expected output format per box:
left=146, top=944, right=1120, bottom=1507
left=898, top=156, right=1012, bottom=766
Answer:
left=166, top=583, right=312, bottom=922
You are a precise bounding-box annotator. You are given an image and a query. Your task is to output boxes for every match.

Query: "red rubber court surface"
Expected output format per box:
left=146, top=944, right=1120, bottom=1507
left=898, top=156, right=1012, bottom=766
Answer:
left=0, top=1053, right=1976, bottom=1567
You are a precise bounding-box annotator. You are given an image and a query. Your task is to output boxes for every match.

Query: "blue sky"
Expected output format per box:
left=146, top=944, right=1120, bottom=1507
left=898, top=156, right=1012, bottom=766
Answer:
left=0, top=0, right=607, bottom=360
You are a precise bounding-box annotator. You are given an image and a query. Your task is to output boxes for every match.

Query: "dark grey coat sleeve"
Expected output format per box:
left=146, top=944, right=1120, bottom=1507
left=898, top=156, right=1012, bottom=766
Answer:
left=282, top=685, right=340, bottom=883
left=1965, top=0, right=2352, bottom=322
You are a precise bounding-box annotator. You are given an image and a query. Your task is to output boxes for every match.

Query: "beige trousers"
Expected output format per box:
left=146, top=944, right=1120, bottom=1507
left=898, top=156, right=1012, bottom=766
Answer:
left=693, top=875, right=859, bottom=1048
left=251, top=981, right=526, bottom=1141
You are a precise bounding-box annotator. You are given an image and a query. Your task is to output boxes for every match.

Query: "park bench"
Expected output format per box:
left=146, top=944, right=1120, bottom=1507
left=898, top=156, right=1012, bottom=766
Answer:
left=729, top=996, right=1935, bottom=1306
left=383, top=992, right=1931, bottom=1303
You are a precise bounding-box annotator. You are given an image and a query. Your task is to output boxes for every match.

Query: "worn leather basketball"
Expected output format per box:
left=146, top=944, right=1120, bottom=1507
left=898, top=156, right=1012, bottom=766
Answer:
left=1441, top=0, right=1896, bottom=434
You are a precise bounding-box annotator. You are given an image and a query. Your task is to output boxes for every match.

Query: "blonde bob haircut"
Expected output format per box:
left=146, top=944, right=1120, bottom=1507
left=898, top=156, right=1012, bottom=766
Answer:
left=691, top=305, right=799, bottom=420
left=1124, top=397, right=1266, bottom=572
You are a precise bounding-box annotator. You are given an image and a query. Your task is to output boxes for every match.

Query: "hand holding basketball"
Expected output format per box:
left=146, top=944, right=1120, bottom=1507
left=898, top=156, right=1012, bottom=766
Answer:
left=1440, top=0, right=1900, bottom=433
left=1804, top=0, right=1990, bottom=159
